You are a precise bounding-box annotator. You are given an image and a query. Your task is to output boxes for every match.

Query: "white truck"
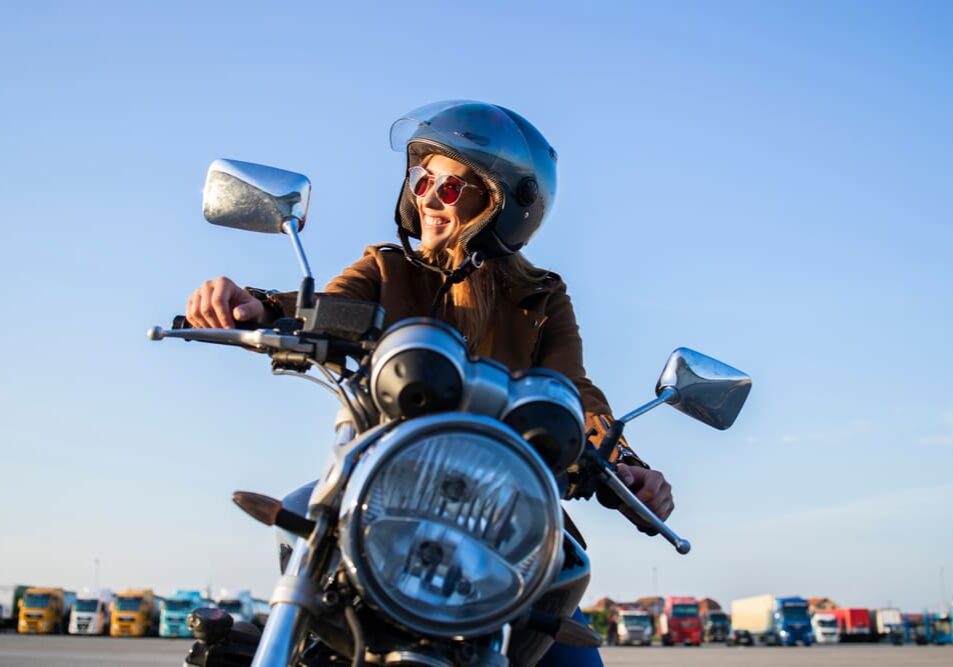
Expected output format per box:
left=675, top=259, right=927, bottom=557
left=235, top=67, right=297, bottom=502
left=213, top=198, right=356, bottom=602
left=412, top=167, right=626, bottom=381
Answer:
left=68, top=589, right=113, bottom=635
left=873, top=608, right=904, bottom=644
left=617, top=610, right=654, bottom=646
left=811, top=612, right=839, bottom=644
left=216, top=590, right=270, bottom=629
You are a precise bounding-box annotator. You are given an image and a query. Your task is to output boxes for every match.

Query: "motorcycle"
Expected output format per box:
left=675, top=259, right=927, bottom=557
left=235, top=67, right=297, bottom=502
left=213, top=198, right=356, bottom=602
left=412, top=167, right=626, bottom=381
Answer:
left=148, top=159, right=752, bottom=666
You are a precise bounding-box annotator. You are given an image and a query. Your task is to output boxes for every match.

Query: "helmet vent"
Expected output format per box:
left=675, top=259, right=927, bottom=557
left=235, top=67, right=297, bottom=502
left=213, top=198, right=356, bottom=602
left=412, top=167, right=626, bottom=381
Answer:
left=516, top=178, right=539, bottom=206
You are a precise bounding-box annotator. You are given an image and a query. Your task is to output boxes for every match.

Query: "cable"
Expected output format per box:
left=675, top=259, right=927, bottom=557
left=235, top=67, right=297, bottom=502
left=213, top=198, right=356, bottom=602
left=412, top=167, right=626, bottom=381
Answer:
left=271, top=370, right=339, bottom=397
left=310, top=358, right=365, bottom=431
left=344, top=605, right=365, bottom=667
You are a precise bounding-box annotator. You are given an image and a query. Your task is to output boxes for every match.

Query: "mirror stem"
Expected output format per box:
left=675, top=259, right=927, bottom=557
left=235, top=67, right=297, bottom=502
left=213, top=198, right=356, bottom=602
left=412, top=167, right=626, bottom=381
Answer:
left=282, top=218, right=313, bottom=279
left=618, top=386, right=677, bottom=424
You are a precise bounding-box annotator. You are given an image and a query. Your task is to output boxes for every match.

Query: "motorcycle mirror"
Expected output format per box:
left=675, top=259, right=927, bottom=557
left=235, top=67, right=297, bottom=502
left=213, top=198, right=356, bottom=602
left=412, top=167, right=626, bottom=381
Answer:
left=655, top=348, right=751, bottom=430
left=203, top=159, right=311, bottom=234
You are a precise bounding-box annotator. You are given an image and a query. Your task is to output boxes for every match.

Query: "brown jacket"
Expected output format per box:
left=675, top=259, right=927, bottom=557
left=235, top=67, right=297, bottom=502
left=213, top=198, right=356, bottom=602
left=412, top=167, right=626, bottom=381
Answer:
left=269, top=244, right=643, bottom=545
left=270, top=244, right=628, bottom=452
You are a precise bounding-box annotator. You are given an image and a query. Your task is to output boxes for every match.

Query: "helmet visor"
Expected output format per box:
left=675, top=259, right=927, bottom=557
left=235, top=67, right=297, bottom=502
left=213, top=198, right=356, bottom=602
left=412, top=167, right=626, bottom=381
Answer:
left=390, top=100, right=535, bottom=179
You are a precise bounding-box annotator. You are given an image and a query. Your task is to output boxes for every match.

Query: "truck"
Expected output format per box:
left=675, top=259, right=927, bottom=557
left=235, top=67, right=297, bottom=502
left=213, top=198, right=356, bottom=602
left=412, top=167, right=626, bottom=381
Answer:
left=616, top=609, right=654, bottom=646
left=730, top=595, right=814, bottom=646
left=811, top=612, right=839, bottom=644
left=110, top=588, right=159, bottom=637
left=703, top=608, right=730, bottom=642
left=696, top=598, right=729, bottom=642
left=159, top=589, right=209, bottom=638
left=216, top=590, right=269, bottom=629
left=926, top=612, right=952, bottom=644
left=1, top=585, right=31, bottom=629
left=871, top=608, right=904, bottom=644
left=68, top=589, right=113, bottom=635
left=828, top=607, right=872, bottom=642
left=903, top=613, right=928, bottom=644
left=657, top=596, right=702, bottom=646
left=17, top=587, right=75, bottom=634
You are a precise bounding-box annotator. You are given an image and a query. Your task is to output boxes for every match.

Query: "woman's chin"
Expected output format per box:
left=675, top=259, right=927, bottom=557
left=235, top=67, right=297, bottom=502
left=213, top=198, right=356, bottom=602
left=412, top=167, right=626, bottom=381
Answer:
left=421, top=230, right=454, bottom=251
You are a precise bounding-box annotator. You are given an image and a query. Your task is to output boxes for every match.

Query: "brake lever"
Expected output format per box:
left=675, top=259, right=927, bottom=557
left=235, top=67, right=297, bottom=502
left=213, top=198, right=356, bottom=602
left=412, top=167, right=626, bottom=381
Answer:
left=580, top=448, right=691, bottom=555
left=597, top=461, right=690, bottom=554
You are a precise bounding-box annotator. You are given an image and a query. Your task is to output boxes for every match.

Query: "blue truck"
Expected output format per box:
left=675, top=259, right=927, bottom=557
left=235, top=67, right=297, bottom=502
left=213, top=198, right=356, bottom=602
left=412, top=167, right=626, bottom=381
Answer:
left=159, top=589, right=208, bottom=638
left=926, top=611, right=952, bottom=645
left=730, top=594, right=814, bottom=646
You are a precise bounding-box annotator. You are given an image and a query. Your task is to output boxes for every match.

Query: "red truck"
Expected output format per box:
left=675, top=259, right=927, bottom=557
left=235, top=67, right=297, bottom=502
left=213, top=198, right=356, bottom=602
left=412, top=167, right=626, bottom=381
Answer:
left=657, top=596, right=702, bottom=646
left=828, top=608, right=872, bottom=642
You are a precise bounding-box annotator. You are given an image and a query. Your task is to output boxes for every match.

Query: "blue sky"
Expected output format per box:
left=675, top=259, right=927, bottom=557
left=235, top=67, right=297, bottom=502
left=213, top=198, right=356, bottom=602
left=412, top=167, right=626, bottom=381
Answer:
left=2, top=1, right=951, bottom=613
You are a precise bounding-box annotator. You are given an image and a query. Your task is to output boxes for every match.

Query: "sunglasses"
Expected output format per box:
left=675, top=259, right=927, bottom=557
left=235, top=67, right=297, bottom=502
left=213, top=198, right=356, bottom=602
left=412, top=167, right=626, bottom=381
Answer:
left=408, top=165, right=483, bottom=206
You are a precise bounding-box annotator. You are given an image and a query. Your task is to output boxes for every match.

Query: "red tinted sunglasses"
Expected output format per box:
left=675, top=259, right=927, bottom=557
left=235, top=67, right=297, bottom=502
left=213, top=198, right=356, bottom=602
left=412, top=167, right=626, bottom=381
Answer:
left=408, top=165, right=483, bottom=206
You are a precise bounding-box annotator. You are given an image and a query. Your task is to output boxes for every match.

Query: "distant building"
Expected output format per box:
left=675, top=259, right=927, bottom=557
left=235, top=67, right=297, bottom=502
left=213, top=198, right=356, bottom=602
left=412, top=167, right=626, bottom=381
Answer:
left=588, top=597, right=616, bottom=612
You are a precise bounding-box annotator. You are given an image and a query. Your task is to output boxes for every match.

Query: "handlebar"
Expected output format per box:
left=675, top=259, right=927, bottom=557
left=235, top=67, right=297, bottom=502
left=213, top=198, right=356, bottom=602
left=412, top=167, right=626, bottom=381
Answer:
left=172, top=315, right=261, bottom=331
left=147, top=325, right=316, bottom=354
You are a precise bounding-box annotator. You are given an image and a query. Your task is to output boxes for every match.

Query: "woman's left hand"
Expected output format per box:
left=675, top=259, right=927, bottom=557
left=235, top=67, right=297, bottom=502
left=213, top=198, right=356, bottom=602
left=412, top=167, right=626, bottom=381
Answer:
left=615, top=464, right=674, bottom=534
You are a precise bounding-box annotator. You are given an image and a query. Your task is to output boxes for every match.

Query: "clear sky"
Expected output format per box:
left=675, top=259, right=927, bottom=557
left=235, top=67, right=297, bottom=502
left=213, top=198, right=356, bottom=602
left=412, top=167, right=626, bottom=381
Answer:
left=2, top=1, right=951, bottom=613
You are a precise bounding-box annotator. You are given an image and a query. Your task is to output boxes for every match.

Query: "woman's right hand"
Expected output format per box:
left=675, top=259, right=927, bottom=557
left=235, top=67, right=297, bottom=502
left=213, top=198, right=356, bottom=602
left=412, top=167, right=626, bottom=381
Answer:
left=185, top=276, right=265, bottom=328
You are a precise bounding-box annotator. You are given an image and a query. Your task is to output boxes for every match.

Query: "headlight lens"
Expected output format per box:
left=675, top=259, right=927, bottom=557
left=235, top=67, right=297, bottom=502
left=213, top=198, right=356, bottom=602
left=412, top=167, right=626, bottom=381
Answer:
left=340, top=414, right=563, bottom=638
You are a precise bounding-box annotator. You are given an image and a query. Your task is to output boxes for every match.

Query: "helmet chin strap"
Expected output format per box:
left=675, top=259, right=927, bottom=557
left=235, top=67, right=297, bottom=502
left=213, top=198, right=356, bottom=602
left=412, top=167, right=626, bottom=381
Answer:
left=428, top=249, right=485, bottom=318
left=395, top=228, right=486, bottom=318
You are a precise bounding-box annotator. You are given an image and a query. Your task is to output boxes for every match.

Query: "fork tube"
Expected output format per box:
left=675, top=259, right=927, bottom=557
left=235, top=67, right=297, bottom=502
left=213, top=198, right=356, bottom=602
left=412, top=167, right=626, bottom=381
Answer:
left=252, top=514, right=328, bottom=667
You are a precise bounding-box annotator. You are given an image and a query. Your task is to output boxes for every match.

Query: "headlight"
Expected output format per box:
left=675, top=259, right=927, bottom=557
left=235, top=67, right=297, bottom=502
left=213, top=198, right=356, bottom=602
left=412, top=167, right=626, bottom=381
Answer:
left=339, top=413, right=563, bottom=638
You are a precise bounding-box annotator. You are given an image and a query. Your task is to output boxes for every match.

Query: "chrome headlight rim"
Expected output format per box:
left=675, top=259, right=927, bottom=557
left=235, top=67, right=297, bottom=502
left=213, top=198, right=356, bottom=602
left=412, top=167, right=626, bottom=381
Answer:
left=338, top=413, right=564, bottom=639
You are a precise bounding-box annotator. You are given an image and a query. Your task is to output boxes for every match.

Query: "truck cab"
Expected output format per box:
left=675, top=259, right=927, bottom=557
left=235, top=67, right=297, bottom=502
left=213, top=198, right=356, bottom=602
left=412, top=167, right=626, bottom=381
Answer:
left=617, top=610, right=654, bottom=646
left=1, top=585, right=31, bottom=630
left=17, top=587, right=73, bottom=634
left=160, top=589, right=206, bottom=638
left=216, top=589, right=269, bottom=629
left=110, top=588, right=158, bottom=637
left=904, top=613, right=928, bottom=645
left=68, top=589, right=113, bottom=635
left=658, top=596, right=702, bottom=646
left=811, top=612, right=839, bottom=644
left=703, top=609, right=730, bottom=642
left=772, top=597, right=814, bottom=646
left=927, top=612, right=952, bottom=645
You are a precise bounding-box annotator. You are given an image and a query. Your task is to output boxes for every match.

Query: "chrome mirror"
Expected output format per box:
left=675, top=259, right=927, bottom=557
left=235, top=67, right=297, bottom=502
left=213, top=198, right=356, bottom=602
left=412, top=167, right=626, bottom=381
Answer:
left=203, top=159, right=311, bottom=234
left=656, top=348, right=751, bottom=430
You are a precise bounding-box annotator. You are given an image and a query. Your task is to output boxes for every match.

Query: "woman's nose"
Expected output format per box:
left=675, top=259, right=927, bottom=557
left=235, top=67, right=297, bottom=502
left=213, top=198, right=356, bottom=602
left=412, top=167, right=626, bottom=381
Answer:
left=421, top=183, right=444, bottom=209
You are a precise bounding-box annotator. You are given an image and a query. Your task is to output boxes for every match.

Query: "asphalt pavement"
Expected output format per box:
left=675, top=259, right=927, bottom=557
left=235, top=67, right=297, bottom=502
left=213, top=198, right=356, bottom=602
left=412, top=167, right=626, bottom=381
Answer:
left=0, top=634, right=950, bottom=666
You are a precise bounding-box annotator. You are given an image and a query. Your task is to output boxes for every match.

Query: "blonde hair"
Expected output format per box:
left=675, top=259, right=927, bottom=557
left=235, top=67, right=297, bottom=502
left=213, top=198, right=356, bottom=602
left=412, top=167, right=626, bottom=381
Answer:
left=422, top=243, right=547, bottom=353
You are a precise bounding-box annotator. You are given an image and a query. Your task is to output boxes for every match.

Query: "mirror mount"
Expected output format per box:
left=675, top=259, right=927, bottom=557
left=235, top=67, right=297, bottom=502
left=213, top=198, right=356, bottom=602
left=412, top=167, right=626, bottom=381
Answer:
left=279, top=219, right=318, bottom=321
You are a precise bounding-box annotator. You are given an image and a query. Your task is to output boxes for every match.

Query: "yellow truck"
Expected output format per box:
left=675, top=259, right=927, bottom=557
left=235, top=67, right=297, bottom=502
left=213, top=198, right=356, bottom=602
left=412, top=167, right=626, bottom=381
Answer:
left=110, top=588, right=159, bottom=637
left=17, top=587, right=74, bottom=634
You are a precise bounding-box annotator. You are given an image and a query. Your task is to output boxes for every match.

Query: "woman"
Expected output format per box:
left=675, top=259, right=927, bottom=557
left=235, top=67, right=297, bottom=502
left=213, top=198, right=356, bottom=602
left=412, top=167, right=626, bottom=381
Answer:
left=186, top=101, right=673, bottom=663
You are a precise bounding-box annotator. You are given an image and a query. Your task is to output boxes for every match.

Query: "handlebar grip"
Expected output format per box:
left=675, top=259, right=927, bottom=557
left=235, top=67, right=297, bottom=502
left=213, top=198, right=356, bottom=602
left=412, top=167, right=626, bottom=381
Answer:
left=171, top=315, right=261, bottom=331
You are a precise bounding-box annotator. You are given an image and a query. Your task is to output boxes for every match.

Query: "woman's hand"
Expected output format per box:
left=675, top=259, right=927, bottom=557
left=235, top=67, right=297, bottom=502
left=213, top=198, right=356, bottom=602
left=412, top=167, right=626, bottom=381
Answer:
left=185, top=276, right=264, bottom=328
left=615, top=464, right=674, bottom=534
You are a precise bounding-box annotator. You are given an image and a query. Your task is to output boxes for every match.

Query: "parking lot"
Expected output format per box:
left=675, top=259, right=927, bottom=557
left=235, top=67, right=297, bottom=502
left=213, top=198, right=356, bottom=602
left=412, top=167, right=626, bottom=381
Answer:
left=0, top=635, right=950, bottom=666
